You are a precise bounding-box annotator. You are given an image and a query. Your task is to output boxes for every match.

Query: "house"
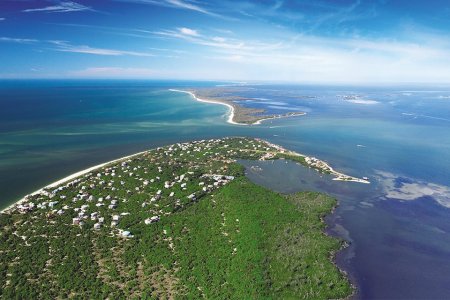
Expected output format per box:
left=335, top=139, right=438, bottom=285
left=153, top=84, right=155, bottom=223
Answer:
left=93, top=223, right=101, bottom=230
left=121, top=231, right=131, bottom=237
left=145, top=216, right=160, bottom=224
left=48, top=201, right=58, bottom=208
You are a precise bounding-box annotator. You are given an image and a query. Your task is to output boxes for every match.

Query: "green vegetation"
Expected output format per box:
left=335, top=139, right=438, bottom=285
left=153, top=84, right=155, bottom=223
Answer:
left=0, top=137, right=352, bottom=299
left=192, top=88, right=305, bottom=125
left=277, top=152, right=307, bottom=165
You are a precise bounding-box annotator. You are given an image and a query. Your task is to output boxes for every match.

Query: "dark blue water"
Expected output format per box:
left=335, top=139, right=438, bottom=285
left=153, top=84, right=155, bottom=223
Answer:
left=1, top=80, right=450, bottom=299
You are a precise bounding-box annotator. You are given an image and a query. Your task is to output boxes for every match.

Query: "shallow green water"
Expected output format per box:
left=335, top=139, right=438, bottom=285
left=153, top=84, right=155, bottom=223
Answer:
left=2, top=80, right=450, bottom=299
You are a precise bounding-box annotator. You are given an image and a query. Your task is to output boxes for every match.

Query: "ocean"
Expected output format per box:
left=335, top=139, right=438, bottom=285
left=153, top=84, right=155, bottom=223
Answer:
left=1, top=80, right=450, bottom=299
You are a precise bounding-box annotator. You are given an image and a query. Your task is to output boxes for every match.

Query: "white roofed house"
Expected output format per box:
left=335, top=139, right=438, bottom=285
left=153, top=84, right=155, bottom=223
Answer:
left=144, top=216, right=160, bottom=224
left=90, top=212, right=98, bottom=220
left=121, top=230, right=133, bottom=238
left=48, top=201, right=58, bottom=208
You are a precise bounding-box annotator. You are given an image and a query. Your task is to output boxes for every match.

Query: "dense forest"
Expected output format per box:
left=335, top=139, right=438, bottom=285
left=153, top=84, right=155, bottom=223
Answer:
left=0, top=137, right=352, bottom=299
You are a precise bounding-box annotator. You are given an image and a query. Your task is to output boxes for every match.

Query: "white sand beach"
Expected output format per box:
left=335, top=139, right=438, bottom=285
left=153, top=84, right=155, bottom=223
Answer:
left=169, top=89, right=306, bottom=126
left=1, top=150, right=149, bottom=214
left=169, top=89, right=246, bottom=125
left=252, top=112, right=306, bottom=125
left=2, top=136, right=369, bottom=215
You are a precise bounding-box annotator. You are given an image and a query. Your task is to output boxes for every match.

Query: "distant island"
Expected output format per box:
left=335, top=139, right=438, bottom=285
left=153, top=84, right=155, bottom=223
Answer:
left=170, top=88, right=306, bottom=125
left=0, top=137, right=359, bottom=299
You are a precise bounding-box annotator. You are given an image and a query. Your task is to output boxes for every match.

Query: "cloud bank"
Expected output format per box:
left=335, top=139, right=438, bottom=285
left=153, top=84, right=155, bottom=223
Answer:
left=23, top=1, right=92, bottom=13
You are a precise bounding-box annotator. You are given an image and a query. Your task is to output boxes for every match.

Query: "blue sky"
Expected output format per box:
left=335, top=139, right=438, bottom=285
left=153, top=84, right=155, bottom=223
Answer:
left=1, top=0, right=450, bottom=83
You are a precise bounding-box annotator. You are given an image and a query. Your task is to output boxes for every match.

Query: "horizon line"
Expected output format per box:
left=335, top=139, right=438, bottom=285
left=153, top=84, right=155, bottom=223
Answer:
left=1, top=77, right=450, bottom=87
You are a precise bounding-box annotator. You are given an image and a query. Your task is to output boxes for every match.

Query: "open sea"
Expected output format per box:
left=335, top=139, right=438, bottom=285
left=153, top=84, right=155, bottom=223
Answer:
left=1, top=80, right=450, bottom=299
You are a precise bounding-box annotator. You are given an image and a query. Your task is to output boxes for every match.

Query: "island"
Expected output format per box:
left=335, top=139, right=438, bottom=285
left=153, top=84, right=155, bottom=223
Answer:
left=170, top=88, right=306, bottom=125
left=0, top=137, right=357, bottom=299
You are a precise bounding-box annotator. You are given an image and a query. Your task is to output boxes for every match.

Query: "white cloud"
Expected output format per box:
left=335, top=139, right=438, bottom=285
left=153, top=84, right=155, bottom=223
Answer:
left=188, top=31, right=450, bottom=83
left=212, top=37, right=226, bottom=43
left=69, top=67, right=156, bottom=78
left=178, top=27, right=199, bottom=37
left=154, top=28, right=263, bottom=51
left=74, top=23, right=450, bottom=83
left=23, top=1, right=92, bottom=13
left=0, top=18, right=5, bottom=21
left=0, top=37, right=37, bottom=43
left=115, top=0, right=221, bottom=17
left=213, top=28, right=234, bottom=35
left=50, top=41, right=154, bottom=57
left=166, top=0, right=211, bottom=15
left=212, top=55, right=244, bottom=62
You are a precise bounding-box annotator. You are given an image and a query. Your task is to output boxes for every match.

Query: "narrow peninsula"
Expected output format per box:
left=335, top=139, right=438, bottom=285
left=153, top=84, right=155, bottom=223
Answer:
left=170, top=88, right=306, bottom=125
left=0, top=138, right=359, bottom=299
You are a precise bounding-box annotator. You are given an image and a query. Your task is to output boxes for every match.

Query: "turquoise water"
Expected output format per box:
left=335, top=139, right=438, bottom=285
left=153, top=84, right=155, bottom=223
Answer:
left=0, top=80, right=242, bottom=203
left=1, top=80, right=450, bottom=299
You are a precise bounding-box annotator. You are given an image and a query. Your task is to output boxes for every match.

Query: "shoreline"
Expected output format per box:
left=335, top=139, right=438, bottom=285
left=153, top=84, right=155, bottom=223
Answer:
left=1, top=136, right=354, bottom=298
left=0, top=150, right=149, bottom=214
left=1, top=138, right=368, bottom=214
left=259, top=139, right=370, bottom=184
left=252, top=112, right=307, bottom=125
left=290, top=150, right=370, bottom=184
left=169, top=89, right=245, bottom=126
left=169, top=89, right=306, bottom=125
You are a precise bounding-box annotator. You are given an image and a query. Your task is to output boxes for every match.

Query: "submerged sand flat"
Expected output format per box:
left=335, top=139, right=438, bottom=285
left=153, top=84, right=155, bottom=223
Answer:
left=170, top=88, right=306, bottom=125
